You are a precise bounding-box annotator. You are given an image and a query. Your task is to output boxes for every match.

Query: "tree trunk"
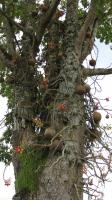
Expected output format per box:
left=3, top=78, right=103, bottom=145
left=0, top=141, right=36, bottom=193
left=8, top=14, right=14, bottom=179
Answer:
left=12, top=1, right=88, bottom=200
left=1, top=0, right=112, bottom=200
left=13, top=92, right=85, bottom=200
left=12, top=46, right=86, bottom=200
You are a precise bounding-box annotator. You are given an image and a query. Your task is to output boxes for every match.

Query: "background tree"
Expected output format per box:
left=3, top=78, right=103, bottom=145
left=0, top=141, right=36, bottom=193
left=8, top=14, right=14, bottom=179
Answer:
left=0, top=0, right=112, bottom=200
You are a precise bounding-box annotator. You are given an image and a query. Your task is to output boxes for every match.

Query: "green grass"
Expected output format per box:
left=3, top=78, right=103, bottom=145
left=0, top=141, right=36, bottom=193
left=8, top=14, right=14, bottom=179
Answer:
left=15, top=147, right=48, bottom=192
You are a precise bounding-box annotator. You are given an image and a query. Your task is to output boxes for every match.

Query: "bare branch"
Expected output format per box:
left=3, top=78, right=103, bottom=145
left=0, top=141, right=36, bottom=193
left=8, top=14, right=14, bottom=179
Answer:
left=83, top=67, right=112, bottom=77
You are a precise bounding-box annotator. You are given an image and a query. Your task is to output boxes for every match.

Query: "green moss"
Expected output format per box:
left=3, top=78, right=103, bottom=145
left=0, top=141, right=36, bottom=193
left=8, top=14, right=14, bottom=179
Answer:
left=15, top=147, right=48, bottom=192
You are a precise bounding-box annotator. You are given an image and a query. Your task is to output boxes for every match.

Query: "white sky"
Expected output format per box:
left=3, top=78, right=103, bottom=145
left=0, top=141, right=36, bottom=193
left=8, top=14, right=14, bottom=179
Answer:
left=0, top=40, right=112, bottom=199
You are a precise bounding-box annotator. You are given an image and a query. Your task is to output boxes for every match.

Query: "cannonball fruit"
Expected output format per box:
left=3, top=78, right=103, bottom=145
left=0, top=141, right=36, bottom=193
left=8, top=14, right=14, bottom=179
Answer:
left=40, top=4, right=49, bottom=12
left=75, top=84, right=86, bottom=95
left=84, top=84, right=91, bottom=93
left=89, top=59, right=96, bottom=67
left=93, top=111, right=102, bottom=123
left=44, top=127, right=56, bottom=139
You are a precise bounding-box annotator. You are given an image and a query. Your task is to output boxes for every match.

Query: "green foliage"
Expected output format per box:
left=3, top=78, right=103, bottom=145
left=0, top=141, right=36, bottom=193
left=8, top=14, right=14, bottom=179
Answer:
left=79, top=0, right=112, bottom=43
left=0, top=128, right=12, bottom=164
left=96, top=10, right=112, bottom=43
left=0, top=84, right=14, bottom=108
left=94, top=0, right=112, bottom=43
left=15, top=147, right=48, bottom=192
left=0, top=128, right=12, bottom=143
left=0, top=68, right=14, bottom=109
left=0, top=143, right=12, bottom=164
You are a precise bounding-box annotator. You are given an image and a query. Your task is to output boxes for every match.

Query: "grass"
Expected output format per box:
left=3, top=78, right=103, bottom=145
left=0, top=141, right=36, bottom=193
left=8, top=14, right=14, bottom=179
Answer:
left=15, top=147, right=48, bottom=192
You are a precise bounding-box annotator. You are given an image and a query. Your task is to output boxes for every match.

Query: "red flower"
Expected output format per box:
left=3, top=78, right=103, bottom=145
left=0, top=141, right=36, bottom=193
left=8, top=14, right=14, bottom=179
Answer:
left=4, top=178, right=11, bottom=186
left=57, top=103, right=66, bottom=111
left=15, top=146, right=23, bottom=153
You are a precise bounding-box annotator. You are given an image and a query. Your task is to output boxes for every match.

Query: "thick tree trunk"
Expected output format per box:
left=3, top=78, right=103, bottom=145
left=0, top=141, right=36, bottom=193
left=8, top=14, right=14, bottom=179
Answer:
left=13, top=108, right=85, bottom=200
left=1, top=0, right=112, bottom=200
left=13, top=1, right=86, bottom=200
left=12, top=54, right=86, bottom=200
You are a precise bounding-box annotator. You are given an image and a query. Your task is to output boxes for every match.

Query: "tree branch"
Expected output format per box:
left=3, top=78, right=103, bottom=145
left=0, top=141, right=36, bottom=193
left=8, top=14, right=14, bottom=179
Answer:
left=0, top=0, right=61, bottom=52
left=0, top=9, right=32, bottom=38
left=83, top=67, right=112, bottom=77
left=43, top=0, right=61, bottom=26
left=75, top=0, right=97, bottom=58
left=35, top=0, right=61, bottom=49
left=80, top=19, right=98, bottom=63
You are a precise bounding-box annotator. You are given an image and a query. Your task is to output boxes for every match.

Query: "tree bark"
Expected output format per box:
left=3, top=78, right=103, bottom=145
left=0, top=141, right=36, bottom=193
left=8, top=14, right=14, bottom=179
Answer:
left=12, top=1, right=86, bottom=200
left=1, top=0, right=112, bottom=200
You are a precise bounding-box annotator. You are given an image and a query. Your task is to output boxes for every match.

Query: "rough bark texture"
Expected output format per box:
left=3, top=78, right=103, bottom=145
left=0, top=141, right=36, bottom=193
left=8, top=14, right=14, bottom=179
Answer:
left=1, top=0, right=108, bottom=200
left=12, top=1, right=86, bottom=200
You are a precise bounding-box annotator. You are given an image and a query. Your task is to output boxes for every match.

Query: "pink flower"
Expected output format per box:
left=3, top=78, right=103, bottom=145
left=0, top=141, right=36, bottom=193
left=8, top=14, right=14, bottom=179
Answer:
left=4, top=178, right=11, bottom=186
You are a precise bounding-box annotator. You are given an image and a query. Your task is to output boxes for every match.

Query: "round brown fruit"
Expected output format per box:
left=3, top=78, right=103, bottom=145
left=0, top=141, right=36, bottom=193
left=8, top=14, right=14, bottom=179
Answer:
left=44, top=127, right=56, bottom=139
left=84, top=84, right=91, bottom=93
left=89, top=59, right=96, bottom=67
left=76, top=84, right=86, bottom=95
left=40, top=4, right=49, bottom=12
left=93, top=111, right=102, bottom=123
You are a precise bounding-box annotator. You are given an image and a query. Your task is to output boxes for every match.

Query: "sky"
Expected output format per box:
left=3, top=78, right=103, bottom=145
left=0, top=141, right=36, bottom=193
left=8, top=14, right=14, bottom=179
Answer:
left=84, top=40, right=112, bottom=200
left=97, top=41, right=112, bottom=200
left=0, top=40, right=112, bottom=199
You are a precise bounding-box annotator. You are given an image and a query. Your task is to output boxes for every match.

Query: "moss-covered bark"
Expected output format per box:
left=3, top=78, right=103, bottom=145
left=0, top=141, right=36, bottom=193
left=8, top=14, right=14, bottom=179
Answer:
left=1, top=0, right=111, bottom=200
